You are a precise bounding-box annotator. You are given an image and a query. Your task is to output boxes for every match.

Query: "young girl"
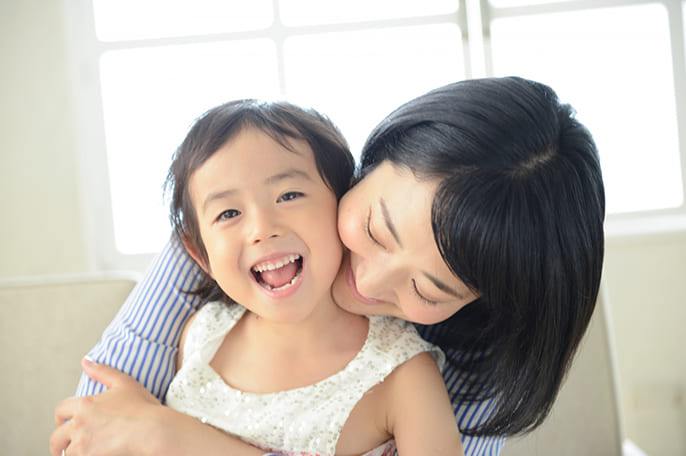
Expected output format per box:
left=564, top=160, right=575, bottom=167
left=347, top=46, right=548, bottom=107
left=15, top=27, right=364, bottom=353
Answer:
left=162, top=100, right=464, bottom=456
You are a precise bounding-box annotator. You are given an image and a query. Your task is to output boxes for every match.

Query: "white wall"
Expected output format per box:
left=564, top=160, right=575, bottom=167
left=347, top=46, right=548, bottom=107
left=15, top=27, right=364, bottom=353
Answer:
left=0, top=0, right=88, bottom=277
left=1, top=1, right=684, bottom=454
left=604, top=236, right=686, bottom=455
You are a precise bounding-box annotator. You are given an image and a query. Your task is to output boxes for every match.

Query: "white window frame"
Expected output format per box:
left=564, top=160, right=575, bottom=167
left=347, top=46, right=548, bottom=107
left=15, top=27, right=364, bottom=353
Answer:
left=63, top=0, right=686, bottom=272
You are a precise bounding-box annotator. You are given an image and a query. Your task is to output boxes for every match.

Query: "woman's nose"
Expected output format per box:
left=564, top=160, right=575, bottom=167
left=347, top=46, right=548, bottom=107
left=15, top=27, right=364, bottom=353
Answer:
left=355, top=256, right=393, bottom=300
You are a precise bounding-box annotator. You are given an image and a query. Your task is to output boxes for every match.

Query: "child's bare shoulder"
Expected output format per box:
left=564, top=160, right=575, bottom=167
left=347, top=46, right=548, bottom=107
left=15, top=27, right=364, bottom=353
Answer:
left=386, top=352, right=464, bottom=455
left=176, top=308, right=202, bottom=370
left=385, top=351, right=445, bottom=397
left=338, top=351, right=457, bottom=455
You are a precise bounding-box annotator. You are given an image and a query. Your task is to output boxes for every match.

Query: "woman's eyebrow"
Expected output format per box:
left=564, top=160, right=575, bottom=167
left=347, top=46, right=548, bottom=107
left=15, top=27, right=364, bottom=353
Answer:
left=379, top=198, right=402, bottom=247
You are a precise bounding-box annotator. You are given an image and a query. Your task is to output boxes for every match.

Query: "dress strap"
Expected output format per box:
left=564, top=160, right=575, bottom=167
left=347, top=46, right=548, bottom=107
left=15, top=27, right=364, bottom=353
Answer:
left=182, top=301, right=245, bottom=363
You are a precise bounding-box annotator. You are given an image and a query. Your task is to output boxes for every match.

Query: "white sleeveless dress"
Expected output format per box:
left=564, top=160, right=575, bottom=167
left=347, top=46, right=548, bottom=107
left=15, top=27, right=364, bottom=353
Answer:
left=166, top=301, right=444, bottom=456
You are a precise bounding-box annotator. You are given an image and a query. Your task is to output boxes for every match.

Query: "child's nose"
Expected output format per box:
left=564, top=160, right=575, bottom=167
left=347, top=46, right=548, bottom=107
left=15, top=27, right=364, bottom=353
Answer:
left=247, top=210, right=283, bottom=244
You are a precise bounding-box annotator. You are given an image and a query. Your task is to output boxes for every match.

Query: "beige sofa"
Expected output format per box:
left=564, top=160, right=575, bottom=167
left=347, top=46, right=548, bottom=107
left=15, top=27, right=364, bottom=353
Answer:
left=1, top=274, right=626, bottom=455
left=0, top=273, right=138, bottom=455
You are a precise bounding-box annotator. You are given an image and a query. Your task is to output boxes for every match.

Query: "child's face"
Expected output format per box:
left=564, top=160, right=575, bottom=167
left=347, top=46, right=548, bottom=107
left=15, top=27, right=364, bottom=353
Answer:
left=187, top=126, right=343, bottom=323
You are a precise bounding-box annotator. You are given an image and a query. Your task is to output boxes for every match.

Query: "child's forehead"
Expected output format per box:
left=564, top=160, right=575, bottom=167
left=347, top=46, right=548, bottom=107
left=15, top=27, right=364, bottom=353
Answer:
left=204, top=125, right=316, bottom=174
left=226, top=124, right=308, bottom=155
left=190, top=128, right=319, bottom=194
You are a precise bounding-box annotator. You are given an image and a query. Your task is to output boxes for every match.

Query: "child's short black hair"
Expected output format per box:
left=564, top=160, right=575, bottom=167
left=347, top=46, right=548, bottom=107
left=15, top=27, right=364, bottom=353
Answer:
left=165, top=99, right=354, bottom=302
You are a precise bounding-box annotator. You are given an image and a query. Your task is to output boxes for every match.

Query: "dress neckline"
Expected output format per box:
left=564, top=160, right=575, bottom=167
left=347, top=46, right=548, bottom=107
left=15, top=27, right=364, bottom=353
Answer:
left=200, top=303, right=377, bottom=396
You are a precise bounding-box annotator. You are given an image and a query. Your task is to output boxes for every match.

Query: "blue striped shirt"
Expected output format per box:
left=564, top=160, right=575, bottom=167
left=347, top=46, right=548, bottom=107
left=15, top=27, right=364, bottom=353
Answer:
left=76, top=237, right=505, bottom=455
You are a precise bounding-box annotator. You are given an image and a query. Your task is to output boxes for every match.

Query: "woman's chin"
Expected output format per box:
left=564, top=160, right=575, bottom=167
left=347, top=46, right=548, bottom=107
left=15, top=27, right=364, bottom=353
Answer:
left=340, top=297, right=386, bottom=317
left=332, top=276, right=374, bottom=316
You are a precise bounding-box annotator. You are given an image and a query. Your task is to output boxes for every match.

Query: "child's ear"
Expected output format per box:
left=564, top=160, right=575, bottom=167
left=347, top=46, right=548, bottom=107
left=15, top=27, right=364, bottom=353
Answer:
left=182, top=233, right=212, bottom=276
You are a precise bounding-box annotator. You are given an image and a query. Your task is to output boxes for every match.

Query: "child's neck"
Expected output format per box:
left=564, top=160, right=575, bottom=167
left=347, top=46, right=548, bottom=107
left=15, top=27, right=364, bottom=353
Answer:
left=243, top=294, right=365, bottom=356
left=212, top=295, right=369, bottom=393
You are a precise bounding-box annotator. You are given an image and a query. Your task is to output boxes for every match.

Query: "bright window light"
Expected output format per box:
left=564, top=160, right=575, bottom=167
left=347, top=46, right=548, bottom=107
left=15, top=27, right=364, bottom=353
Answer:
left=490, top=3, right=682, bottom=214
left=280, top=0, right=458, bottom=25
left=98, top=21, right=463, bottom=255
left=99, top=41, right=281, bottom=254
left=74, top=0, right=686, bottom=262
left=489, top=0, right=573, bottom=7
left=92, top=0, right=274, bottom=41
left=284, top=24, right=464, bottom=156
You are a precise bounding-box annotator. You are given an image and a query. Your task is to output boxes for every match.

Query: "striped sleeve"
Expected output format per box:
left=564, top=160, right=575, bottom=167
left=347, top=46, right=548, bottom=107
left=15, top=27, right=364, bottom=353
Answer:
left=415, top=325, right=507, bottom=456
left=75, top=237, right=204, bottom=401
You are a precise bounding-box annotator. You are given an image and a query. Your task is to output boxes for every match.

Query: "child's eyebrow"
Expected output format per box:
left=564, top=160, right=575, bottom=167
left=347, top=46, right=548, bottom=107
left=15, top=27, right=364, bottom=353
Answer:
left=201, top=189, right=236, bottom=214
left=265, top=169, right=313, bottom=185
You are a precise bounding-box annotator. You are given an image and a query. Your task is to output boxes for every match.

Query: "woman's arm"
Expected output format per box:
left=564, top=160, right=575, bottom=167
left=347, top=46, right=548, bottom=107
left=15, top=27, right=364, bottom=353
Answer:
left=52, top=359, right=270, bottom=456
left=76, top=237, right=204, bottom=399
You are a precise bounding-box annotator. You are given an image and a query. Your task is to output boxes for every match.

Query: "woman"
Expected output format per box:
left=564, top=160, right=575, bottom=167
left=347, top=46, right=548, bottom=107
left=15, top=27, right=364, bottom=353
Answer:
left=51, top=76, right=605, bottom=456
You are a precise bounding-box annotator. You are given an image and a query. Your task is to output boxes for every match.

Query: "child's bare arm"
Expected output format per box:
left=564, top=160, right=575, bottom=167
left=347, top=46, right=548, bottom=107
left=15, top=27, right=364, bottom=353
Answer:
left=387, top=352, right=465, bottom=456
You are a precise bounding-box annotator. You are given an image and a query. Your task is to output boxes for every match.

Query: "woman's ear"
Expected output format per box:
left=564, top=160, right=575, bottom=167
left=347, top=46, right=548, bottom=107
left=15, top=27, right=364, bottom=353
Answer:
left=182, top=233, right=211, bottom=276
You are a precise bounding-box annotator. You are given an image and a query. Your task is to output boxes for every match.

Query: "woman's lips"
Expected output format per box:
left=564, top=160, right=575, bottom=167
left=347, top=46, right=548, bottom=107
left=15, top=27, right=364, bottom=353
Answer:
left=346, top=260, right=383, bottom=305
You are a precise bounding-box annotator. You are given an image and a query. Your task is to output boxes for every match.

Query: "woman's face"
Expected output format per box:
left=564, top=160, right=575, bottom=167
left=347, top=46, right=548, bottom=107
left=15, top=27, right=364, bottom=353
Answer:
left=331, top=161, right=479, bottom=325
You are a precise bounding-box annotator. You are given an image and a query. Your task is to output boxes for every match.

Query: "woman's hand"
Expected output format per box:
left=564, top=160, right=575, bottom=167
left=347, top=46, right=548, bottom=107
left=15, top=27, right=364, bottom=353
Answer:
left=50, top=358, right=266, bottom=456
left=50, top=357, right=167, bottom=456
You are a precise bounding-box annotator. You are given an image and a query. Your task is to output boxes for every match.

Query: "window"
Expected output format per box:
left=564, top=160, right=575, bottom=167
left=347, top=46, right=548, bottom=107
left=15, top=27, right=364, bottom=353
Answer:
left=65, top=0, right=686, bottom=270
left=483, top=0, right=686, bottom=237
left=488, top=1, right=683, bottom=215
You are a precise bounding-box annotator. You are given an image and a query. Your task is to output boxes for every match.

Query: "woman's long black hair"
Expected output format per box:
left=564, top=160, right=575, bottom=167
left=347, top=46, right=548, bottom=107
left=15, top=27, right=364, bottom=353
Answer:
left=360, top=77, right=605, bottom=437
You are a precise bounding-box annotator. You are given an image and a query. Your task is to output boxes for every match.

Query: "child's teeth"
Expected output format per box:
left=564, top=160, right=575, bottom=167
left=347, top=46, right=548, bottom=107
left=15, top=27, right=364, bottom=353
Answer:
left=261, top=268, right=302, bottom=291
left=253, top=254, right=300, bottom=273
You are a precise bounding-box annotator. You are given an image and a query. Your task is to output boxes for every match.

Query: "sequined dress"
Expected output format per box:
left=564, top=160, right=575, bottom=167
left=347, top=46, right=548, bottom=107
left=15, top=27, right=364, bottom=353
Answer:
left=166, top=301, right=445, bottom=456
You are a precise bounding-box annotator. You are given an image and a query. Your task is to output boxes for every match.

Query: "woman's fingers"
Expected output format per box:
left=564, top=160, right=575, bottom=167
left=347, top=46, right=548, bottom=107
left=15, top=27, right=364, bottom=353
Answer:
left=54, top=395, right=85, bottom=426
left=53, top=359, right=133, bottom=427
left=80, top=357, right=129, bottom=389
left=50, top=360, right=165, bottom=455
left=49, top=418, right=71, bottom=456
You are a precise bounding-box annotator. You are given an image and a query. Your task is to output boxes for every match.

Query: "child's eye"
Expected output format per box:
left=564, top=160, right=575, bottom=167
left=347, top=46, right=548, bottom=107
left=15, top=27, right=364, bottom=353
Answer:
left=216, top=209, right=240, bottom=222
left=277, top=191, right=304, bottom=202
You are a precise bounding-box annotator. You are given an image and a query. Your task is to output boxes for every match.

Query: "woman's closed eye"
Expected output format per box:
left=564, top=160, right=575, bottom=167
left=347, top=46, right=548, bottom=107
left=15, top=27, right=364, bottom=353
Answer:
left=366, top=208, right=384, bottom=248
left=277, top=191, right=304, bottom=203
left=412, top=279, right=439, bottom=306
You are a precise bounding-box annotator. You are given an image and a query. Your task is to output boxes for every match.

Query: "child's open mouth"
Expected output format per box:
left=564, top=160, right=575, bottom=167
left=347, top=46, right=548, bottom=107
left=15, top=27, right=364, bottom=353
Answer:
left=251, top=254, right=303, bottom=291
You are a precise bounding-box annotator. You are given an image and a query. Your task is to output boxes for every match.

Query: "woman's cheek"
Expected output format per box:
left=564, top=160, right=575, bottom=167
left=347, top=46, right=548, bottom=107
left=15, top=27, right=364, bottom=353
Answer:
left=404, top=302, right=454, bottom=326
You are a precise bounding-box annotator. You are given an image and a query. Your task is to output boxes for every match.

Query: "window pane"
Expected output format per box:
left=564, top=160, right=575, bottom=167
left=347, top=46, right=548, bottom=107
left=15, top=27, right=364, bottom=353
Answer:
left=490, top=4, right=682, bottom=214
left=283, top=24, right=465, bottom=157
left=100, top=41, right=280, bottom=254
left=280, top=0, right=458, bottom=26
left=489, top=0, right=573, bottom=7
left=93, top=0, right=273, bottom=41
